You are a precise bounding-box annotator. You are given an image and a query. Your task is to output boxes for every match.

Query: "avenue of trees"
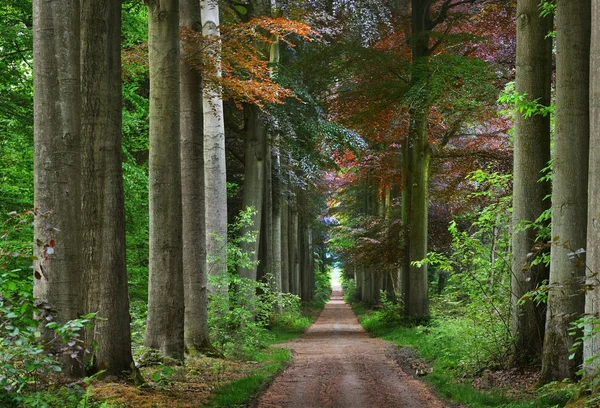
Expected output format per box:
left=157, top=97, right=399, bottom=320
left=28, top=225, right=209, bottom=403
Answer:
left=4, top=0, right=600, bottom=405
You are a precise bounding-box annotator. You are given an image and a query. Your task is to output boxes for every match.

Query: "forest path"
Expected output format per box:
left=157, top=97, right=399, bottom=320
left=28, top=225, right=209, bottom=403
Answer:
left=256, top=286, right=445, bottom=408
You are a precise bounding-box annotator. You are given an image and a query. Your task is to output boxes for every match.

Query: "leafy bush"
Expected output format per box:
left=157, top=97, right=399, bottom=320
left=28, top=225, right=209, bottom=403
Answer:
left=0, top=211, right=99, bottom=406
left=208, top=274, right=303, bottom=359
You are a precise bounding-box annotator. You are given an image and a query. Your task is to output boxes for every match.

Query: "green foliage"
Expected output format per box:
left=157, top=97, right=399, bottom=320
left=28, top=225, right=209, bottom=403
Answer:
left=411, top=169, right=514, bottom=370
left=0, top=212, right=101, bottom=406
left=149, top=363, right=175, bottom=389
left=0, top=2, right=33, bottom=213
left=359, top=312, right=558, bottom=408
left=498, top=82, right=554, bottom=119
left=374, top=290, right=404, bottom=325
left=208, top=274, right=303, bottom=359
left=311, top=264, right=332, bottom=307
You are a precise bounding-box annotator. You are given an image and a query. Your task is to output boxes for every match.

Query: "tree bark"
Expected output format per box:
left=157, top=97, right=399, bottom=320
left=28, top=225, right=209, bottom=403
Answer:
left=238, top=104, right=266, bottom=281
left=584, top=0, right=600, bottom=378
left=81, top=0, right=134, bottom=377
left=144, top=0, right=184, bottom=361
left=541, top=0, right=590, bottom=382
left=401, top=0, right=431, bottom=320
left=272, top=147, right=283, bottom=300
left=281, top=190, right=290, bottom=293
left=510, top=0, right=552, bottom=366
left=180, top=0, right=210, bottom=353
left=202, top=0, right=228, bottom=294
left=33, top=0, right=82, bottom=378
left=289, top=209, right=300, bottom=296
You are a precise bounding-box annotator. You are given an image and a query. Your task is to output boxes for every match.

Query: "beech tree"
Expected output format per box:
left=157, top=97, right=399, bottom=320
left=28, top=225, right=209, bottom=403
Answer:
left=202, top=0, right=229, bottom=294
left=80, top=0, right=135, bottom=376
left=144, top=0, right=185, bottom=361
left=541, top=0, right=590, bottom=382
left=510, top=0, right=552, bottom=366
left=180, top=0, right=210, bottom=353
left=32, top=0, right=82, bottom=377
left=584, top=0, right=600, bottom=377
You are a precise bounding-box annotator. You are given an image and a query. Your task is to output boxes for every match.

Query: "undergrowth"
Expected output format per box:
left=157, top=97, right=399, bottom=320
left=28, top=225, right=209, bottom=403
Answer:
left=354, top=299, right=570, bottom=408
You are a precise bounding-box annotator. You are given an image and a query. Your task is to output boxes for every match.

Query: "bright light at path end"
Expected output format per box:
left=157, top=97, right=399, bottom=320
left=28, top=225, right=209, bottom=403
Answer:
left=331, top=267, right=341, bottom=289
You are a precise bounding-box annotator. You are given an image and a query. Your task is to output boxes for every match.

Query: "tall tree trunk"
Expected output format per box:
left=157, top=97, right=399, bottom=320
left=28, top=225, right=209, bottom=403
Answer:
left=180, top=0, right=210, bottom=353
left=80, top=0, right=134, bottom=376
left=144, top=0, right=184, bottom=361
left=510, top=0, right=552, bottom=367
left=264, top=135, right=274, bottom=280
left=238, top=104, right=266, bottom=281
left=541, top=0, right=590, bottom=382
left=307, top=222, right=315, bottom=300
left=289, top=209, right=300, bottom=295
left=402, top=0, right=431, bottom=319
left=281, top=191, right=290, bottom=293
left=584, top=0, right=600, bottom=378
left=202, top=0, right=228, bottom=295
left=272, top=147, right=283, bottom=300
left=33, top=0, right=82, bottom=378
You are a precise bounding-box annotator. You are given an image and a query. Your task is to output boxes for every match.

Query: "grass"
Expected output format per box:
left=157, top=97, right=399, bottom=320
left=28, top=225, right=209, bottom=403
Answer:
left=207, top=348, right=290, bottom=407
left=353, top=303, right=568, bottom=408
left=207, top=300, right=325, bottom=407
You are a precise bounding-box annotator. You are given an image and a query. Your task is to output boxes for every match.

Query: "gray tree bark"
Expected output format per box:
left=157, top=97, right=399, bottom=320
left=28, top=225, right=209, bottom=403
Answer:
left=510, top=0, right=552, bottom=366
left=144, top=0, right=185, bottom=361
left=33, top=0, right=83, bottom=378
left=202, top=0, right=228, bottom=294
left=238, top=105, right=266, bottom=281
left=281, top=190, right=290, bottom=293
left=180, top=0, right=210, bottom=353
left=584, top=0, right=600, bottom=378
left=272, top=147, right=283, bottom=298
left=289, top=210, right=300, bottom=296
left=541, top=0, right=590, bottom=382
left=80, top=0, right=135, bottom=377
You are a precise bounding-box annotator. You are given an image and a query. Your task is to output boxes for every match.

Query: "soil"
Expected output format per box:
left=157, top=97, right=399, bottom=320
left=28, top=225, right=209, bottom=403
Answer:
left=256, top=286, right=446, bottom=408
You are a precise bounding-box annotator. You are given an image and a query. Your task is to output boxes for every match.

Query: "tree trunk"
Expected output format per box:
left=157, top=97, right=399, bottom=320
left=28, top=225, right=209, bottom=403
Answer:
left=238, top=104, right=266, bottom=281
left=402, top=106, right=431, bottom=318
left=510, top=0, right=552, bottom=367
left=541, top=0, right=590, bottom=382
left=289, top=209, right=300, bottom=296
left=80, top=0, right=134, bottom=376
left=281, top=191, right=290, bottom=293
left=33, top=0, right=82, bottom=378
left=584, top=0, right=600, bottom=378
left=180, top=0, right=210, bottom=353
left=144, top=0, right=184, bottom=361
left=401, top=0, right=431, bottom=320
left=264, top=134, right=274, bottom=280
left=202, top=0, right=228, bottom=295
left=272, top=147, right=283, bottom=300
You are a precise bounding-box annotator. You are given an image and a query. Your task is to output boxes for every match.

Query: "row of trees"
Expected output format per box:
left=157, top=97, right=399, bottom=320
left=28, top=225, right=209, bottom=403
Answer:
left=323, top=0, right=600, bottom=385
left=31, top=0, right=325, bottom=379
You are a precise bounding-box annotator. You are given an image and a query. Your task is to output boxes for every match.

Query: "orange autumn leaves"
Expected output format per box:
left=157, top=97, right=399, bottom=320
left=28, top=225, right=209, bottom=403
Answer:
left=122, top=17, right=315, bottom=107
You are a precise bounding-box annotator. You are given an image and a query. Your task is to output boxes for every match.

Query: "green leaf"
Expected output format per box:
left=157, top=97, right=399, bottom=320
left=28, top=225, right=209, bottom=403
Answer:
left=234, top=5, right=247, bottom=15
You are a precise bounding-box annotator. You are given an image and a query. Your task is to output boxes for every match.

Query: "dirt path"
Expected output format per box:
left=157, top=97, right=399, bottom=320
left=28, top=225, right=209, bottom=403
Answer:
left=257, top=287, right=446, bottom=408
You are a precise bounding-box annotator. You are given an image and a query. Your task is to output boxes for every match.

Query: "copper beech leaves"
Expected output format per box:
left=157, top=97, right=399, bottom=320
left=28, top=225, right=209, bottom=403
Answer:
left=122, top=17, right=315, bottom=107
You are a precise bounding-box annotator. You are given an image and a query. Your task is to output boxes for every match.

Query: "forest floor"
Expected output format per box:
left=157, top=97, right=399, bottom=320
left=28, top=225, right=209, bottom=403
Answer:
left=256, top=286, right=445, bottom=408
